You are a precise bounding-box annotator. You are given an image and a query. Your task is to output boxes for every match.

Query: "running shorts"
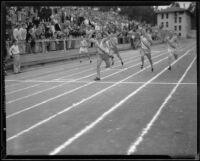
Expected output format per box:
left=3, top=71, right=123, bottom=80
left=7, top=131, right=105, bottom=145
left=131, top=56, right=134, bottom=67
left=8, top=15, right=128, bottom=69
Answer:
left=79, top=47, right=88, bottom=53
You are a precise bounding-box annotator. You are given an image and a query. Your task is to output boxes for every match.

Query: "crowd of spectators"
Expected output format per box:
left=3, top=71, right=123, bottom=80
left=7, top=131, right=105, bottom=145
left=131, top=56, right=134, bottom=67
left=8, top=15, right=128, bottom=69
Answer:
left=6, top=6, right=162, bottom=54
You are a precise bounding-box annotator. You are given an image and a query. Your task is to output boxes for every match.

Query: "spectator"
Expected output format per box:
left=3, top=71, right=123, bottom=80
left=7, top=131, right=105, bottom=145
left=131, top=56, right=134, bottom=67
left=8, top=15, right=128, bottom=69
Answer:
left=9, top=40, right=21, bottom=74
left=20, top=23, right=27, bottom=53
left=13, top=24, right=21, bottom=41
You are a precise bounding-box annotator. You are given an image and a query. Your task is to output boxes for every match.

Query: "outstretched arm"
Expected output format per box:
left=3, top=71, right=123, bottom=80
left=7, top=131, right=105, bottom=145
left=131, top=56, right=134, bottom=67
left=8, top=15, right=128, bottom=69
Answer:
left=87, top=30, right=96, bottom=42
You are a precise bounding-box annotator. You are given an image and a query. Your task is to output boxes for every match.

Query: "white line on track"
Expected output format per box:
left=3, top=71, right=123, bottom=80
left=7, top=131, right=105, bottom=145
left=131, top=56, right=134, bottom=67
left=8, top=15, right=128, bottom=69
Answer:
left=5, top=80, right=197, bottom=85
left=49, top=47, right=194, bottom=155
left=5, top=43, right=194, bottom=95
left=6, top=51, right=167, bottom=115
left=127, top=56, right=196, bottom=155
left=7, top=47, right=194, bottom=142
left=4, top=49, right=135, bottom=87
left=6, top=50, right=167, bottom=104
left=5, top=51, right=143, bottom=94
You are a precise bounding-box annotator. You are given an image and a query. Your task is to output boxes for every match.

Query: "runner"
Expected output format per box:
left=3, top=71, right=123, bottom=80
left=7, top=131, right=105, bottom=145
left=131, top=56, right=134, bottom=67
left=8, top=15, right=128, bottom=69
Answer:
left=106, top=31, right=124, bottom=66
left=88, top=30, right=112, bottom=81
left=139, top=28, right=154, bottom=72
left=166, top=31, right=179, bottom=70
left=79, top=35, right=92, bottom=63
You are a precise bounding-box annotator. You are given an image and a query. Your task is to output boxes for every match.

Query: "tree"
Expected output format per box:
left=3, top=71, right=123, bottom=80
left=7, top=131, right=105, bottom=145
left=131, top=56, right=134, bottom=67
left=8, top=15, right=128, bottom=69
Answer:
left=170, top=2, right=180, bottom=8
left=119, top=6, right=156, bottom=25
left=188, top=2, right=196, bottom=29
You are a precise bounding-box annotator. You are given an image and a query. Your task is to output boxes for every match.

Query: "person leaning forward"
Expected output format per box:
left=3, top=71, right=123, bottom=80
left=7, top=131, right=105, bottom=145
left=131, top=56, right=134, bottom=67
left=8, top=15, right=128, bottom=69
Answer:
left=9, top=40, right=22, bottom=74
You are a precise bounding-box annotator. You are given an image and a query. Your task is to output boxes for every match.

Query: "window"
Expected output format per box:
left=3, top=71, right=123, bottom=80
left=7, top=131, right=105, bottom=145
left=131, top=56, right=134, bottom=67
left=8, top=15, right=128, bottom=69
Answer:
left=175, top=12, right=177, bottom=17
left=174, top=26, right=177, bottom=31
left=166, top=22, right=168, bottom=27
left=179, top=17, right=182, bottom=23
left=161, top=13, right=164, bottom=19
left=174, top=17, right=177, bottom=23
left=166, top=13, right=168, bottom=19
left=161, top=22, right=164, bottom=27
left=179, top=25, right=181, bottom=31
left=179, top=33, right=181, bottom=36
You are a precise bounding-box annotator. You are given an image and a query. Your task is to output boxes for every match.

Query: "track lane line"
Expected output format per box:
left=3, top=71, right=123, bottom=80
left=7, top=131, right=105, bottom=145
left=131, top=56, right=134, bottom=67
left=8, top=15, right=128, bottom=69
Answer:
left=5, top=50, right=144, bottom=94
left=7, top=46, right=194, bottom=142
left=49, top=47, right=194, bottom=155
left=6, top=49, right=168, bottom=103
left=4, top=49, right=136, bottom=87
left=127, top=56, right=196, bottom=155
left=6, top=50, right=169, bottom=116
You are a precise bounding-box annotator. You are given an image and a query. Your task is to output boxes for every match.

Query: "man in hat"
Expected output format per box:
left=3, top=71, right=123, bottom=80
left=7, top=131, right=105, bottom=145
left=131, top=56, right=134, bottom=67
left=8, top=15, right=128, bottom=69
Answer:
left=9, top=40, right=22, bottom=74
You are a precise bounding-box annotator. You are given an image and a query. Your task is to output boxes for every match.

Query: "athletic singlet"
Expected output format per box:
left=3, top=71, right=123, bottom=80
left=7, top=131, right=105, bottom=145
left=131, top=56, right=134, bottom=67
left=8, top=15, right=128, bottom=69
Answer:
left=167, top=36, right=177, bottom=49
left=109, top=37, right=118, bottom=48
left=140, top=35, right=151, bottom=50
left=95, top=39, right=109, bottom=55
left=80, top=39, right=88, bottom=48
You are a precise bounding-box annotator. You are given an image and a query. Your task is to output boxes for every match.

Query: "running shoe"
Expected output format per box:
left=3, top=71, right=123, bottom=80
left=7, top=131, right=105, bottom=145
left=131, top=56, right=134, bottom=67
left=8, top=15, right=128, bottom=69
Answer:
left=168, top=66, right=172, bottom=71
left=94, top=77, right=101, bottom=81
left=174, top=53, right=178, bottom=60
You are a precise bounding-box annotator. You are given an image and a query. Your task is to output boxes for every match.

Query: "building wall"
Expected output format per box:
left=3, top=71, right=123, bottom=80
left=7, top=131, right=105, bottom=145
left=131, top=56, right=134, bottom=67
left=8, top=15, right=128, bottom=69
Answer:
left=157, top=11, right=191, bottom=38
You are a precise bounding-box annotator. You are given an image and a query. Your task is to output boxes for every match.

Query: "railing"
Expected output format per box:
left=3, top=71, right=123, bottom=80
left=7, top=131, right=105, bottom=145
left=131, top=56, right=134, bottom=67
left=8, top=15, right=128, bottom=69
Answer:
left=6, top=36, right=131, bottom=55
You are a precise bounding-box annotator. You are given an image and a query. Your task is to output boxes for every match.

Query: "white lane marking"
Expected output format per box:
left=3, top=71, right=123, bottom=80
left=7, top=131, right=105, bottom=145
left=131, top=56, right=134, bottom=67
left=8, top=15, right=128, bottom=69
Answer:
left=4, top=49, right=136, bottom=86
left=6, top=51, right=167, bottom=117
left=49, top=48, right=194, bottom=155
left=5, top=51, right=141, bottom=94
left=127, top=56, right=196, bottom=155
left=5, top=80, right=197, bottom=85
left=5, top=52, right=154, bottom=103
left=54, top=52, right=142, bottom=81
left=6, top=83, right=44, bottom=95
left=7, top=47, right=193, bottom=142
left=6, top=50, right=172, bottom=141
left=6, top=48, right=168, bottom=104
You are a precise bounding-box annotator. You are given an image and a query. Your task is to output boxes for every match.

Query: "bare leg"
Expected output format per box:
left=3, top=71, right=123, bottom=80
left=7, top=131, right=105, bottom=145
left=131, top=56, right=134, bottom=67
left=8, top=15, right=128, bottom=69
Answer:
left=140, top=49, right=145, bottom=69
left=95, top=55, right=103, bottom=80
left=86, top=52, right=92, bottom=63
left=168, top=55, right=172, bottom=70
left=116, top=51, right=124, bottom=66
left=146, top=53, right=154, bottom=72
left=79, top=52, right=82, bottom=63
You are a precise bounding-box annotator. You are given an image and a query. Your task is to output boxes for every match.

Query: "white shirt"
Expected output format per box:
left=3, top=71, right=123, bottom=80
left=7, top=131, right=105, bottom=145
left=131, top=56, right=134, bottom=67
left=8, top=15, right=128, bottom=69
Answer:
left=13, top=28, right=21, bottom=41
left=9, top=45, right=20, bottom=55
left=84, top=19, right=89, bottom=25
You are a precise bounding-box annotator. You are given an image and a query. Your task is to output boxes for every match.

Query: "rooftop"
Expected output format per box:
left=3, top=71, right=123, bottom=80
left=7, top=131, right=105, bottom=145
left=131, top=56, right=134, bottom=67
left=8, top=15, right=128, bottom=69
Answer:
left=156, top=7, right=189, bottom=13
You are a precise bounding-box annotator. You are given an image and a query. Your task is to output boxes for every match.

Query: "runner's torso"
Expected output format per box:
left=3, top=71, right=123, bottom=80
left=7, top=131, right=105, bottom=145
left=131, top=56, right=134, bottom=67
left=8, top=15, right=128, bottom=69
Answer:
left=167, top=36, right=177, bottom=49
left=140, top=35, right=151, bottom=50
left=81, top=39, right=88, bottom=48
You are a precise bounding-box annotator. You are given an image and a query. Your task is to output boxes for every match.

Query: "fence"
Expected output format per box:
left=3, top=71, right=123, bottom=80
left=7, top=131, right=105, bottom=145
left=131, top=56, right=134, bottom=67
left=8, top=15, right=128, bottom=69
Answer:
left=6, top=36, right=131, bottom=55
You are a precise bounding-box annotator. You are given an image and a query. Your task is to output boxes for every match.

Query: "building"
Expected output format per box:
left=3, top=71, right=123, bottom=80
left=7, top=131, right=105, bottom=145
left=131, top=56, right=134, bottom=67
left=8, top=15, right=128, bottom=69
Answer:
left=156, top=7, right=192, bottom=37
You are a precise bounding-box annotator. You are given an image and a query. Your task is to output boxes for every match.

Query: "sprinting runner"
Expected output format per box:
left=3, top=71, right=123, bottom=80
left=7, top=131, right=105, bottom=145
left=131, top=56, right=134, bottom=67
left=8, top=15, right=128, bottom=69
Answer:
left=139, top=28, right=154, bottom=72
left=88, top=30, right=112, bottom=81
left=166, top=31, right=179, bottom=70
left=106, top=31, right=124, bottom=66
left=79, top=35, right=92, bottom=63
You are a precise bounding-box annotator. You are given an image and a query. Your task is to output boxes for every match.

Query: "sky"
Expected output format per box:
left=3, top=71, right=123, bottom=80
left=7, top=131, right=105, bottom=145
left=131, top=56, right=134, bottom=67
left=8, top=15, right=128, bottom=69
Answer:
left=158, top=2, right=192, bottom=9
